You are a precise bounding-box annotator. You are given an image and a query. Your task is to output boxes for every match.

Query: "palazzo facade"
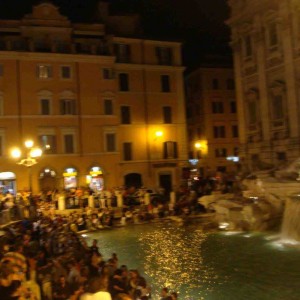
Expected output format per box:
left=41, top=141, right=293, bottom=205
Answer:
left=227, top=0, right=300, bottom=171
left=0, top=2, right=187, bottom=194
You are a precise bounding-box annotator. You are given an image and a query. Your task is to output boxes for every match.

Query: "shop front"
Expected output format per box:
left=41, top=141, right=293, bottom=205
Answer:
left=63, top=167, right=78, bottom=190
left=39, top=168, right=57, bottom=192
left=86, top=166, right=104, bottom=191
left=0, top=172, right=16, bottom=195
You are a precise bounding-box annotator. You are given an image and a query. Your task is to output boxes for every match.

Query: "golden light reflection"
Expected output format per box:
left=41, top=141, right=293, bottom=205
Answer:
left=139, top=223, right=221, bottom=299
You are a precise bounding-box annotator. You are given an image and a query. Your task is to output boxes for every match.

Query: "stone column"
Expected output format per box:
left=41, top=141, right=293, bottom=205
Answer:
left=88, top=194, right=94, bottom=208
left=170, top=191, right=176, bottom=205
left=58, top=194, right=65, bottom=211
left=117, top=192, right=123, bottom=208
left=144, top=192, right=150, bottom=206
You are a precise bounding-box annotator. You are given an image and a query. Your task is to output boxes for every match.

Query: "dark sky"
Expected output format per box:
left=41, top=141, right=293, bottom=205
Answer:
left=0, top=0, right=231, bottom=71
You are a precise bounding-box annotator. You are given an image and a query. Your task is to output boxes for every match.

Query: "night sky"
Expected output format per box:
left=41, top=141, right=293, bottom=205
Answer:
left=0, top=0, right=232, bottom=72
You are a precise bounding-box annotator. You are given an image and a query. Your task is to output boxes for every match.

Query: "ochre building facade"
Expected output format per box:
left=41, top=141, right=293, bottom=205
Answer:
left=186, top=67, right=239, bottom=177
left=0, top=2, right=187, bottom=194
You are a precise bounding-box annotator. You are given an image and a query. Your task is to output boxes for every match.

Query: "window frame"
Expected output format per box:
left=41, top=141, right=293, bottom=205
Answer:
left=37, top=64, right=52, bottom=79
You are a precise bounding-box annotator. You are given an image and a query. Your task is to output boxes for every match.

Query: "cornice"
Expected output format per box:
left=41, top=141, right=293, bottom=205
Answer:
left=0, top=51, right=115, bottom=64
left=115, top=63, right=185, bottom=72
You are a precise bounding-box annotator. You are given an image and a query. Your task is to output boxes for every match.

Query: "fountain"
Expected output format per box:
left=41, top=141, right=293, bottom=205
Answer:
left=281, top=194, right=300, bottom=242
left=198, top=159, right=300, bottom=239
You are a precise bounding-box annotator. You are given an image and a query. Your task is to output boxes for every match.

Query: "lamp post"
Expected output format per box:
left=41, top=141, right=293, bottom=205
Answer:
left=194, top=140, right=208, bottom=177
left=11, top=140, right=42, bottom=193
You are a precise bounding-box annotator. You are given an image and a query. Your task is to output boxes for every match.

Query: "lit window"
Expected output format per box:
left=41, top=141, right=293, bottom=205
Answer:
left=37, top=65, right=52, bottom=79
left=39, top=135, right=56, bottom=154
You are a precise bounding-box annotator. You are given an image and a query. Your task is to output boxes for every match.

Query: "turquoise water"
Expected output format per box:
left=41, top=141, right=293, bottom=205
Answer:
left=84, top=222, right=300, bottom=300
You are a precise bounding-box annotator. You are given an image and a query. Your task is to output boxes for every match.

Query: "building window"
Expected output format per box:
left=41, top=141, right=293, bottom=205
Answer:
left=40, top=99, right=50, bottom=115
left=217, top=166, right=227, bottom=173
left=123, top=142, right=132, bottom=161
left=268, top=22, right=278, bottom=48
left=0, top=135, right=3, bottom=156
left=272, top=94, right=284, bottom=120
left=277, top=152, right=286, bottom=161
left=227, top=79, right=235, bottom=90
left=60, top=99, right=76, bottom=115
left=213, top=126, right=226, bottom=138
left=161, top=75, right=171, bottom=92
left=156, top=47, right=173, bottom=65
left=248, top=101, right=257, bottom=125
left=119, top=73, right=129, bottom=91
left=230, top=101, right=237, bottom=113
left=215, top=148, right=227, bottom=158
left=106, top=133, right=116, bottom=152
left=212, top=79, right=219, bottom=89
left=244, top=35, right=252, bottom=57
left=233, top=147, right=239, bottom=156
left=0, top=95, right=4, bottom=116
left=163, top=106, right=172, bottom=124
left=39, top=135, right=56, bottom=154
left=64, top=134, right=74, bottom=153
left=61, top=66, right=71, bottom=79
left=163, top=141, right=178, bottom=159
left=246, top=89, right=259, bottom=127
left=212, top=102, right=224, bottom=113
left=37, top=65, right=52, bottom=79
left=121, top=106, right=131, bottom=124
left=232, top=125, right=239, bottom=138
left=104, top=99, right=113, bottom=115
left=114, top=43, right=131, bottom=63
left=103, top=68, right=114, bottom=79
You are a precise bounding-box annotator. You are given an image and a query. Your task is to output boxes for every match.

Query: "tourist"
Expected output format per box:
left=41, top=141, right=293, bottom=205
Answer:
left=109, top=269, right=128, bottom=298
left=52, top=275, right=72, bottom=300
left=80, top=276, right=112, bottom=300
left=160, top=287, right=169, bottom=300
left=90, top=239, right=101, bottom=255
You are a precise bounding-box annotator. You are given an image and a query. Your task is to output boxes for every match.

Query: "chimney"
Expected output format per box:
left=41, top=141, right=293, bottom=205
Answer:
left=97, top=1, right=110, bottom=21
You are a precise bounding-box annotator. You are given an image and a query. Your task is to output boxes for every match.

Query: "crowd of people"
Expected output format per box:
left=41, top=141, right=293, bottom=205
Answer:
left=0, top=211, right=179, bottom=300
left=0, top=178, right=238, bottom=299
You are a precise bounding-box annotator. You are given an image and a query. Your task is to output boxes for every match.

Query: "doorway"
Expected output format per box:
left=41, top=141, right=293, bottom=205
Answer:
left=124, top=173, right=142, bottom=188
left=159, top=173, right=172, bottom=198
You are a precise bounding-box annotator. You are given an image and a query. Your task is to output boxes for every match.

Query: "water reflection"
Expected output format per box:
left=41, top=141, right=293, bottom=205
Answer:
left=85, top=222, right=300, bottom=300
left=139, top=223, right=220, bottom=299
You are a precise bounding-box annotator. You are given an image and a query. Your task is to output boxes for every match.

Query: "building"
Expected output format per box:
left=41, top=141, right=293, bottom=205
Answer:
left=186, top=66, right=239, bottom=178
left=227, top=0, right=300, bottom=171
left=0, top=1, right=187, bottom=194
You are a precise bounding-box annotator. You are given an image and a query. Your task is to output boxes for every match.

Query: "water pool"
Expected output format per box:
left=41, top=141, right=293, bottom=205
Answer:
left=84, top=222, right=300, bottom=300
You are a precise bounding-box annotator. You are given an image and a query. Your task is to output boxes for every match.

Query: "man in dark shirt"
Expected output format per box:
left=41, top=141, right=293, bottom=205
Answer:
left=53, top=275, right=71, bottom=300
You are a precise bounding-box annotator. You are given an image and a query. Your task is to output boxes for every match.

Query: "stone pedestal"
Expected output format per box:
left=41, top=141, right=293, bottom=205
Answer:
left=88, top=195, right=94, bottom=208
left=170, top=191, right=176, bottom=204
left=117, top=193, right=123, bottom=208
left=58, top=194, right=65, bottom=211
left=144, top=193, right=150, bottom=205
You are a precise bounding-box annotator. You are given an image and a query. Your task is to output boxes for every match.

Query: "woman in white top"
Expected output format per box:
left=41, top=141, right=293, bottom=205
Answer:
left=80, top=275, right=112, bottom=300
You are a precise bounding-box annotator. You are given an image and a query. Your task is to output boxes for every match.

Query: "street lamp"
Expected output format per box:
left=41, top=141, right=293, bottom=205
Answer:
left=11, top=140, right=42, bottom=192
